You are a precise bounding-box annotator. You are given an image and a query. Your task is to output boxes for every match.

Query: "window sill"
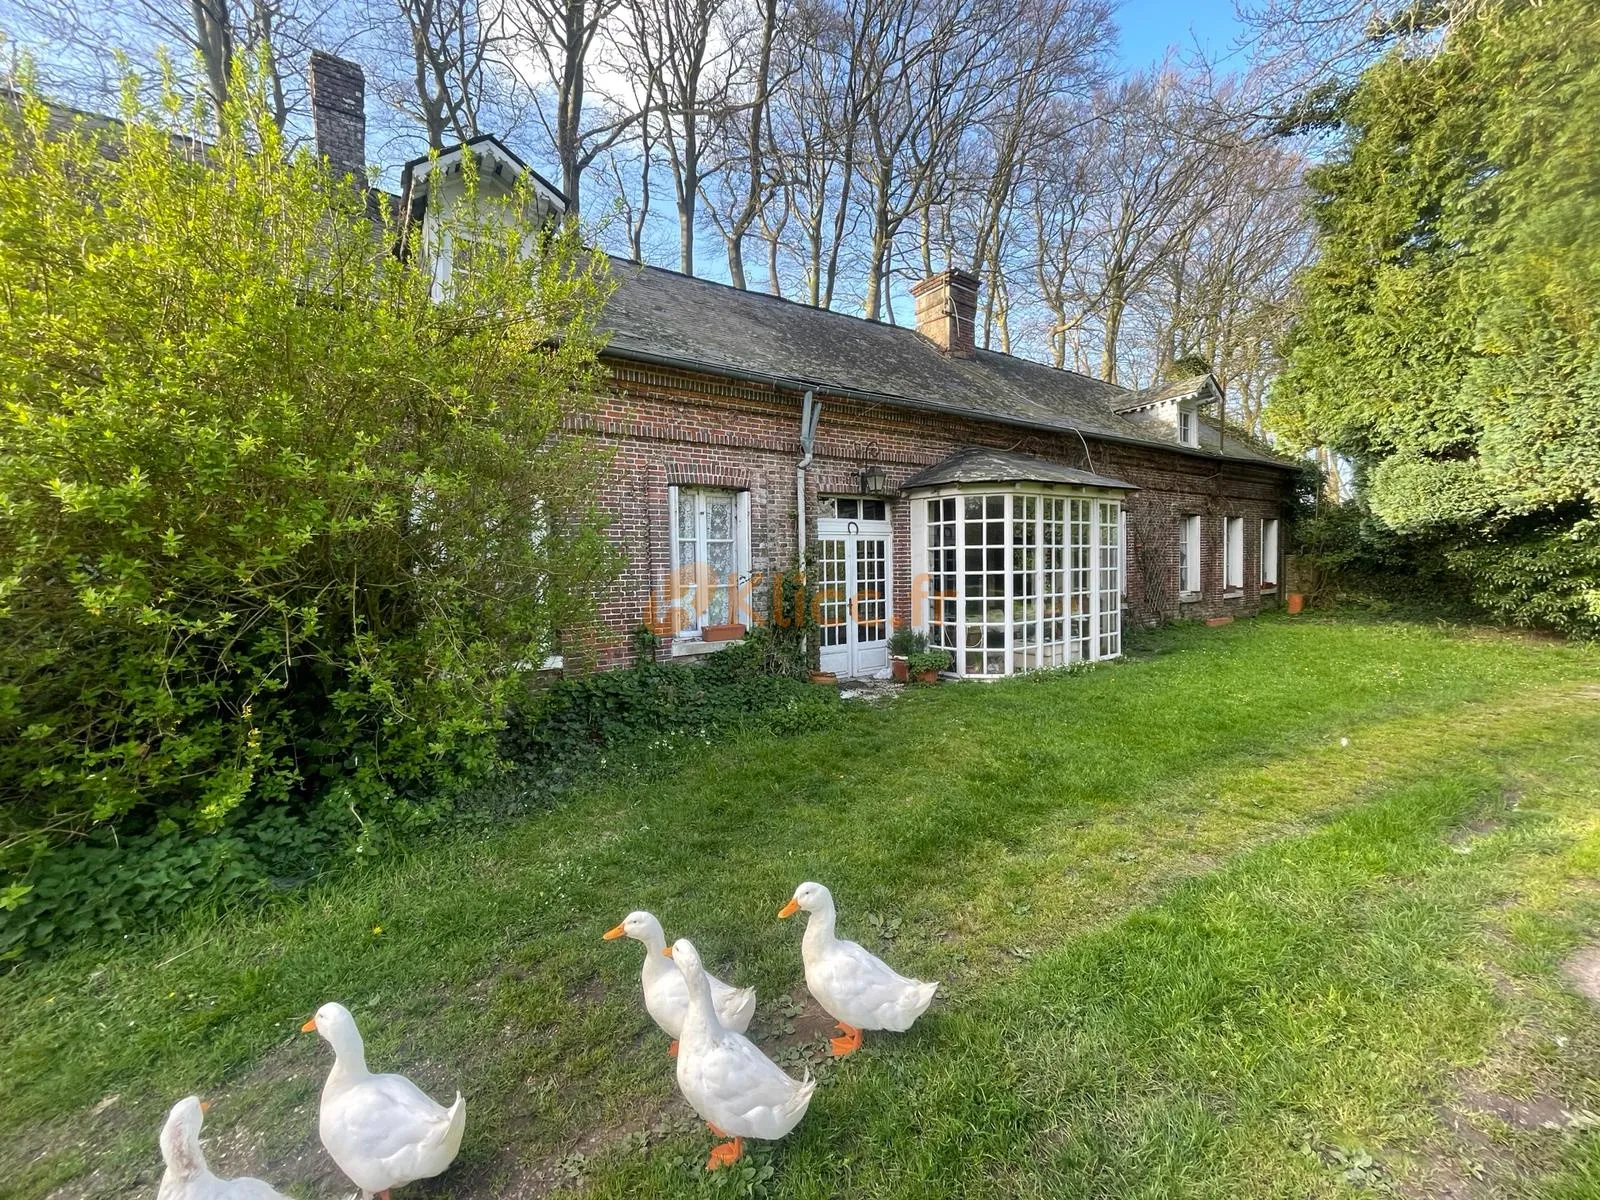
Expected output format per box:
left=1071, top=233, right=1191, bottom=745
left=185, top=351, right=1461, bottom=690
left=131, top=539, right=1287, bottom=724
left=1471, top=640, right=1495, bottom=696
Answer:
left=1259, top=585, right=1279, bottom=595
left=1178, top=590, right=1202, bottom=603
left=671, top=637, right=742, bottom=658
left=1223, top=588, right=1245, bottom=600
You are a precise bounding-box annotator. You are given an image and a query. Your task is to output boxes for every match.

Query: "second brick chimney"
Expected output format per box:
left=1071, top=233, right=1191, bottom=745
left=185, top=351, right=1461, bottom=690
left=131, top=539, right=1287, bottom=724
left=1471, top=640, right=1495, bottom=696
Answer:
left=910, top=269, right=980, bottom=358
left=308, top=51, right=367, bottom=184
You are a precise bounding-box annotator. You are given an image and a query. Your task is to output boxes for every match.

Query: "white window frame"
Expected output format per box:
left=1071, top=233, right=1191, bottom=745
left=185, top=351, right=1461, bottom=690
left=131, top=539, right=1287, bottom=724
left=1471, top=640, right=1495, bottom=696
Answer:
left=666, top=486, right=751, bottom=638
left=1260, top=518, right=1280, bottom=589
left=1223, top=515, right=1244, bottom=592
left=910, top=485, right=1125, bottom=678
left=1178, top=514, right=1201, bottom=596
left=1177, top=405, right=1198, bottom=447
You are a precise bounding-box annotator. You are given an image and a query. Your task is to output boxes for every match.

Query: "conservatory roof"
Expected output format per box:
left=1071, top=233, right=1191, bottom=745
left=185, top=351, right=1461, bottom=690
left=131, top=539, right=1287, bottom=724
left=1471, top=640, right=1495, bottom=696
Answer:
left=900, top=447, right=1137, bottom=492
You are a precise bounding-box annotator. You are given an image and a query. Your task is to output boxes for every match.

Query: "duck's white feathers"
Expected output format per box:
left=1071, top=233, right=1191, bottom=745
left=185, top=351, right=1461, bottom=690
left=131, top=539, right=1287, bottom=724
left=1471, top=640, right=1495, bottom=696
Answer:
left=159, top=1172, right=288, bottom=1200
left=157, top=1097, right=290, bottom=1200
left=642, top=953, right=757, bottom=1037
left=675, top=1026, right=815, bottom=1141
left=669, top=938, right=814, bottom=1144
left=320, top=1076, right=465, bottom=1195
left=805, top=935, right=938, bottom=1031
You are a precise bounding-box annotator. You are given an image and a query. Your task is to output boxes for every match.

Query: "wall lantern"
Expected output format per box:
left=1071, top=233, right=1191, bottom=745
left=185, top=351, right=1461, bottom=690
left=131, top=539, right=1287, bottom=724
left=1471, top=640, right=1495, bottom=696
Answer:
left=859, top=465, right=888, bottom=494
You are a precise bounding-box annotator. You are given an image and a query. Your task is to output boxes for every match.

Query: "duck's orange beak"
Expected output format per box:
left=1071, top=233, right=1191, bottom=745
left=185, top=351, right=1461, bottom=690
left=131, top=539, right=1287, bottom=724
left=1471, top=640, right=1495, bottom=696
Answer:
left=300, top=1018, right=317, bottom=1033
left=778, top=899, right=800, bottom=919
left=661, top=945, right=674, bottom=957
left=603, top=923, right=626, bottom=940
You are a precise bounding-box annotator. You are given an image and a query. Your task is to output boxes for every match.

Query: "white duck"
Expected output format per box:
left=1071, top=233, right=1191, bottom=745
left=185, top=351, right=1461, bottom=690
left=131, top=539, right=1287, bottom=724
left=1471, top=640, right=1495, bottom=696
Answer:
left=604, top=910, right=757, bottom=1054
left=779, top=881, right=938, bottom=1057
left=666, top=938, right=816, bottom=1170
left=156, top=1096, right=290, bottom=1200
left=302, top=1002, right=466, bottom=1199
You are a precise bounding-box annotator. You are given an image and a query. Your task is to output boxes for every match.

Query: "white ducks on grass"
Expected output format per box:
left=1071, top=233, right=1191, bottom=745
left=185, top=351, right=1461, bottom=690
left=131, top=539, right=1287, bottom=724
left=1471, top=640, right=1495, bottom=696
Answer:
left=779, top=881, right=938, bottom=1057
left=302, top=1002, right=466, bottom=1200
left=157, top=1096, right=290, bottom=1200
left=604, top=910, right=757, bottom=1055
left=665, top=938, right=815, bottom=1170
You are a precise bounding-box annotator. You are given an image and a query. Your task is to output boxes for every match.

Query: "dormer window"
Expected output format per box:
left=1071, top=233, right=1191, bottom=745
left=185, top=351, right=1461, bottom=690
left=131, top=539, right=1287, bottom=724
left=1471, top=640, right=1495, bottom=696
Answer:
left=1177, top=406, right=1198, bottom=447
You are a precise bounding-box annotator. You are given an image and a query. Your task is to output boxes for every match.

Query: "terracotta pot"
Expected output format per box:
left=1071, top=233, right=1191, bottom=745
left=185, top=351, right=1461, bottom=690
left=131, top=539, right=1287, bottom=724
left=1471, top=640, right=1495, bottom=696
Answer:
left=702, top=622, right=746, bottom=642
left=1286, top=593, right=1305, bottom=615
left=891, top=656, right=909, bottom=682
left=809, top=669, right=838, bottom=685
left=915, top=668, right=939, bottom=684
left=1205, top=615, right=1234, bottom=628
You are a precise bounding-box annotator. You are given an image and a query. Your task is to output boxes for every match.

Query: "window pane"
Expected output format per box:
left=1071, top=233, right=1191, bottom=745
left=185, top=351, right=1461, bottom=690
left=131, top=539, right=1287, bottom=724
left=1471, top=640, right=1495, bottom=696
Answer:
left=706, top=496, right=733, bottom=540
left=863, top=499, right=886, bottom=521
left=707, top=585, right=730, bottom=625
left=677, top=497, right=696, bottom=539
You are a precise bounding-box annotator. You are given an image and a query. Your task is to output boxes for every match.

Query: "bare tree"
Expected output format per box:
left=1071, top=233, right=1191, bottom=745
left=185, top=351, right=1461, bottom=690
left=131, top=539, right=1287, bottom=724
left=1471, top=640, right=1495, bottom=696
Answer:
left=699, top=0, right=784, bottom=288
left=853, top=0, right=993, bottom=319
left=5, top=0, right=319, bottom=127
left=615, top=0, right=737, bottom=272
left=508, top=0, right=641, bottom=215
left=764, top=0, right=869, bottom=305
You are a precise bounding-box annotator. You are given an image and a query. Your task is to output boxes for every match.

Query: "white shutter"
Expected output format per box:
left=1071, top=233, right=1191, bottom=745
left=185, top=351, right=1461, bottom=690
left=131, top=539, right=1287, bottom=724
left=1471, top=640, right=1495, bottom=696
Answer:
left=667, top=485, right=682, bottom=577
left=736, top=489, right=752, bottom=582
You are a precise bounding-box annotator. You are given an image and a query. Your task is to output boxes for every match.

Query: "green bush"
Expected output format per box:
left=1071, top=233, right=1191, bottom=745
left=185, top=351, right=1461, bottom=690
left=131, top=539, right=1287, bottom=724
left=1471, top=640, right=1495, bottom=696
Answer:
left=503, top=629, right=842, bottom=775
left=1268, top=0, right=1600, bottom=636
left=0, top=64, right=620, bottom=953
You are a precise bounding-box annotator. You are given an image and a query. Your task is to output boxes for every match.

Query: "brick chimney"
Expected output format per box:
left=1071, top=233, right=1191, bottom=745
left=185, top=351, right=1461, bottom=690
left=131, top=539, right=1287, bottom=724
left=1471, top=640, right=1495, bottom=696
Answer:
left=910, top=269, right=980, bottom=358
left=308, top=51, right=366, bottom=184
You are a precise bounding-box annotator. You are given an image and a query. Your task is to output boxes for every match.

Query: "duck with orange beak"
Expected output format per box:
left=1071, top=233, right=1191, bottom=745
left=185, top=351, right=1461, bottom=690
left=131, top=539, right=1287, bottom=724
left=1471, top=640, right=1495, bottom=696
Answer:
left=779, top=881, right=938, bottom=1056
left=301, top=1002, right=465, bottom=1199
left=603, top=911, right=756, bottom=1055
left=664, top=937, right=815, bottom=1169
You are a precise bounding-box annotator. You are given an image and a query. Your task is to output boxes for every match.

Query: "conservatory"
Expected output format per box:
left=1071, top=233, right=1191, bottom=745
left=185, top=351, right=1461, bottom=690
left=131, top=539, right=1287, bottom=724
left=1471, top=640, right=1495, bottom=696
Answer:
left=905, top=448, right=1135, bottom=679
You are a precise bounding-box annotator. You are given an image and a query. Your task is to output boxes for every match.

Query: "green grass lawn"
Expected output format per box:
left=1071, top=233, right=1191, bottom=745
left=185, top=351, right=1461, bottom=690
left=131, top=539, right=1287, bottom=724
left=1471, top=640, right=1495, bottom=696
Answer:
left=4, top=614, right=1600, bottom=1199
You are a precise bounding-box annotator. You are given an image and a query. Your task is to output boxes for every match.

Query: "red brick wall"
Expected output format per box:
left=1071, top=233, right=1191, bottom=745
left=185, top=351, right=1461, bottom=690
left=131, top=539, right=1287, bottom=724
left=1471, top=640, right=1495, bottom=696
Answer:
left=570, top=360, right=1294, bottom=669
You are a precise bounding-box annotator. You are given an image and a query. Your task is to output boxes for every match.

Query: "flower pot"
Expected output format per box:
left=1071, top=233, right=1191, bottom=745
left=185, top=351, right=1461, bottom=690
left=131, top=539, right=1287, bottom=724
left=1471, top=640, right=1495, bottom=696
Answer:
left=809, top=669, right=838, bottom=685
left=1205, top=615, right=1233, bottom=628
left=1286, top=592, right=1305, bottom=615
left=891, top=656, right=909, bottom=683
left=702, top=622, right=746, bottom=642
left=915, top=668, right=939, bottom=684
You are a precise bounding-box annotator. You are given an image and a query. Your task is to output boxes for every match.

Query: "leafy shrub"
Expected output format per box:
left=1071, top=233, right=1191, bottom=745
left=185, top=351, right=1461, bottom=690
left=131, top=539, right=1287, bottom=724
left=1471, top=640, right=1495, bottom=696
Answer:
left=0, top=65, right=619, bottom=953
left=904, top=648, right=953, bottom=676
left=1267, top=0, right=1600, bottom=635
left=503, top=629, right=842, bottom=776
left=887, top=627, right=927, bottom=657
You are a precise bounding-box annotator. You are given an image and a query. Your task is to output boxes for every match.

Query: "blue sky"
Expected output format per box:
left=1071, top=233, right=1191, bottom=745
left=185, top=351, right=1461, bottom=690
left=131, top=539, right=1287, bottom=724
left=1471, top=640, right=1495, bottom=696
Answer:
left=1113, top=0, right=1250, bottom=73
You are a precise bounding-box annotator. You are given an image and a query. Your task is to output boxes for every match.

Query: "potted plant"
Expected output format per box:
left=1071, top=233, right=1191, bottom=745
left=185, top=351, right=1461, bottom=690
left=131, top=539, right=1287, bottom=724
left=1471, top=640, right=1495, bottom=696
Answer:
left=887, top=627, right=927, bottom=682
left=702, top=621, right=747, bottom=642
left=808, top=668, right=838, bottom=685
left=905, top=647, right=952, bottom=683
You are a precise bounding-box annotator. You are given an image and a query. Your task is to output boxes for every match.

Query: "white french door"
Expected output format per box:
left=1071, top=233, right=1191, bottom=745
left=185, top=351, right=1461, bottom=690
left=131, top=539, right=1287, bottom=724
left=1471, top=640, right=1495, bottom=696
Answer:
left=816, top=517, right=892, bottom=678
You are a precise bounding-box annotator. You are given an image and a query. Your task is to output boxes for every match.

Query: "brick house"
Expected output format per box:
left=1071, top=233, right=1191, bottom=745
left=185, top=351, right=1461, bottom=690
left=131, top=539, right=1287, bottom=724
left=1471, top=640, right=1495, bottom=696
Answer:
left=582, top=263, right=1295, bottom=677
left=37, top=52, right=1296, bottom=682
left=326, top=50, right=1298, bottom=680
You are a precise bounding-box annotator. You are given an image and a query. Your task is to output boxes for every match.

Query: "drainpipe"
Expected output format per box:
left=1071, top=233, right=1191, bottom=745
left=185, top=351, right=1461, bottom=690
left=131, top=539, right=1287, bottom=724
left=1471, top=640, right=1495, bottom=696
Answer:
left=797, top=391, right=821, bottom=657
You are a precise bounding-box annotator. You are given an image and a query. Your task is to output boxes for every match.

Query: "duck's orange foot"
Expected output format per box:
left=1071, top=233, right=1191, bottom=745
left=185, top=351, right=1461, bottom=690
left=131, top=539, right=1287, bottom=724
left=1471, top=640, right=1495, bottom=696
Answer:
left=669, top=1039, right=679, bottom=1057
left=830, top=1022, right=863, bottom=1057
left=706, top=1136, right=744, bottom=1170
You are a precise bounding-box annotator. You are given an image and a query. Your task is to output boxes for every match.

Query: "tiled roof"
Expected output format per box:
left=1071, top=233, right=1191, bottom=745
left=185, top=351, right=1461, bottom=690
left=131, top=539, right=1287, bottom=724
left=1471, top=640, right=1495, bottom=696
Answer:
left=901, top=447, right=1137, bottom=491
left=599, top=259, right=1291, bottom=469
